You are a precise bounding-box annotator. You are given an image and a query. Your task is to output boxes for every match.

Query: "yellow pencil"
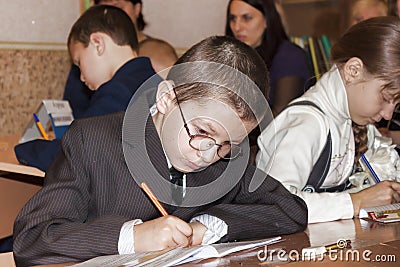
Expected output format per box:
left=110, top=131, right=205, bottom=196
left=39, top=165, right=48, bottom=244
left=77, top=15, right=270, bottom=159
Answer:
left=141, top=182, right=168, bottom=216
left=33, top=113, right=49, bottom=140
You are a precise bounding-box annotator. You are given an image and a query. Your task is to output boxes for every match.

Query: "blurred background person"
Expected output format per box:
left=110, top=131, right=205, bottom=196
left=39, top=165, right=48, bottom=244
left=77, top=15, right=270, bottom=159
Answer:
left=387, top=0, right=400, bottom=16
left=65, top=0, right=169, bottom=118
left=349, top=0, right=389, bottom=27
left=138, top=38, right=178, bottom=79
left=274, top=0, right=289, bottom=34
left=225, top=0, right=311, bottom=163
left=225, top=0, right=311, bottom=116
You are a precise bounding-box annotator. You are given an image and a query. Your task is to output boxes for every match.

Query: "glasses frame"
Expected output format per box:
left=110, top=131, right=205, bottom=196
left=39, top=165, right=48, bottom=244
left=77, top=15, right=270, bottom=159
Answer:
left=171, top=85, right=241, bottom=160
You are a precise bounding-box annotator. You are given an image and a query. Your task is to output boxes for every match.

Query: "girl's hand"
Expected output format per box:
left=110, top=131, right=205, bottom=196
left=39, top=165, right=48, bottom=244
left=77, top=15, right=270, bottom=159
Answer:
left=350, top=181, right=400, bottom=216
left=134, top=215, right=193, bottom=253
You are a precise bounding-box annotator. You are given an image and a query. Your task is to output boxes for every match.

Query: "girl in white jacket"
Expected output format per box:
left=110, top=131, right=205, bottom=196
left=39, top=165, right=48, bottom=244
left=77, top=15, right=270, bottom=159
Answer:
left=257, top=16, right=400, bottom=223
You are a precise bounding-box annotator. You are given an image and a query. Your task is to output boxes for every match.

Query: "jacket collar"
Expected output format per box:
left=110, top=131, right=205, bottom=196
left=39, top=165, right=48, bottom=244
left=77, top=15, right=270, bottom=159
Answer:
left=297, top=66, right=351, bottom=122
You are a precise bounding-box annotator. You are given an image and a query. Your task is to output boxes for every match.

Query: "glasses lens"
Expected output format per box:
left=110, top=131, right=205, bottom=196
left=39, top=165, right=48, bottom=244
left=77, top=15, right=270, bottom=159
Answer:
left=190, top=136, right=242, bottom=160
left=218, top=144, right=241, bottom=159
left=190, top=136, right=215, bottom=151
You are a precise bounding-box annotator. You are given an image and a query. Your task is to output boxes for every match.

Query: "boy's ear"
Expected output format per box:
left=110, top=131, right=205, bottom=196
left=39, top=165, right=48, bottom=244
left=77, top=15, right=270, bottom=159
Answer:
left=343, top=57, right=363, bottom=83
left=155, top=80, right=176, bottom=115
left=89, top=32, right=106, bottom=56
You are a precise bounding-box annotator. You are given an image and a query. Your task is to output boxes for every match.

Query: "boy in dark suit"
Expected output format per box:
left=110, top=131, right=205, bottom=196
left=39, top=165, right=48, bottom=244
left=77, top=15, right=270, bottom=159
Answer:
left=14, top=5, right=157, bottom=171
left=13, top=34, right=308, bottom=266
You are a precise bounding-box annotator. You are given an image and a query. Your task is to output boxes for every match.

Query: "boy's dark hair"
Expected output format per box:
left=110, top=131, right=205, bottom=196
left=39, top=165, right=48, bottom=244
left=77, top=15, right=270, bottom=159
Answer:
left=167, top=36, right=269, bottom=123
left=94, top=0, right=147, bottom=31
left=68, top=5, right=138, bottom=52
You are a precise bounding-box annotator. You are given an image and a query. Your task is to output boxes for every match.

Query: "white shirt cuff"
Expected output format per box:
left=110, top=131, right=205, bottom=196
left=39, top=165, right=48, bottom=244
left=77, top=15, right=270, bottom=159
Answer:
left=190, top=214, right=228, bottom=244
left=118, top=219, right=143, bottom=254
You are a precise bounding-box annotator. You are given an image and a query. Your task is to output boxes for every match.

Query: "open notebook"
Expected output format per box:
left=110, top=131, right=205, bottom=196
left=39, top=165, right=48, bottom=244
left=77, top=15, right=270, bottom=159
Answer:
left=72, top=236, right=282, bottom=267
left=358, top=203, right=400, bottom=223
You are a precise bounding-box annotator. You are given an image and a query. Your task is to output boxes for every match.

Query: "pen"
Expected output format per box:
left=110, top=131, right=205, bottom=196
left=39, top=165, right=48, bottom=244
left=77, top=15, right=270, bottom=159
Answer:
left=33, top=113, right=49, bottom=140
left=360, top=153, right=381, bottom=183
left=302, top=239, right=351, bottom=258
left=141, top=182, right=168, bottom=216
left=325, top=239, right=351, bottom=251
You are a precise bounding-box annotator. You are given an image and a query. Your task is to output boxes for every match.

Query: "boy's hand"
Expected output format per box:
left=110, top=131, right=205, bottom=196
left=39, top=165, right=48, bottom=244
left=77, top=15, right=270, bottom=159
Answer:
left=189, top=221, right=208, bottom=246
left=350, top=181, right=400, bottom=216
left=134, top=215, right=193, bottom=253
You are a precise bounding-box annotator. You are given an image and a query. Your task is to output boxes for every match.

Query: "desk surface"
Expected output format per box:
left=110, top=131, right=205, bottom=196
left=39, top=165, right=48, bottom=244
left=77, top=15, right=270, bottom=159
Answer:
left=32, top=218, right=400, bottom=267
left=0, top=134, right=44, bottom=184
left=0, top=135, right=43, bottom=238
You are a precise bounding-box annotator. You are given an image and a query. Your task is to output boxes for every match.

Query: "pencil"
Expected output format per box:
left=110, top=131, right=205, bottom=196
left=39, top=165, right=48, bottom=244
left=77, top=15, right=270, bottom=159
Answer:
left=33, top=113, right=49, bottom=140
left=141, top=182, right=168, bottom=216
left=360, top=153, right=381, bottom=183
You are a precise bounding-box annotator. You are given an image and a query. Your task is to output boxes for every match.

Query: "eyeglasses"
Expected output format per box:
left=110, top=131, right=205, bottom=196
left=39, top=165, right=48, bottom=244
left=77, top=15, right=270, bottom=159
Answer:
left=172, top=87, right=242, bottom=160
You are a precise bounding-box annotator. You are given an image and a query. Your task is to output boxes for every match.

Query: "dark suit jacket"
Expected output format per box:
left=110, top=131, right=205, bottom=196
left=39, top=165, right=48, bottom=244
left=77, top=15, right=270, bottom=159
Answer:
left=13, top=111, right=307, bottom=267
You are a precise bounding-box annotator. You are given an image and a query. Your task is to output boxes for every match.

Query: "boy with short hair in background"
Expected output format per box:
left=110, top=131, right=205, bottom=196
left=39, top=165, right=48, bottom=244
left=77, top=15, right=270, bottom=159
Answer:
left=15, top=5, right=158, bottom=172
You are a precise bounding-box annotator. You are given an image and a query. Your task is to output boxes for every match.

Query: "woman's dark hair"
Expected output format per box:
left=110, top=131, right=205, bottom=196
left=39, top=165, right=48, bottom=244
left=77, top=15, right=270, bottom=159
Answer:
left=225, top=0, right=288, bottom=68
left=386, top=0, right=398, bottom=16
left=94, top=0, right=147, bottom=31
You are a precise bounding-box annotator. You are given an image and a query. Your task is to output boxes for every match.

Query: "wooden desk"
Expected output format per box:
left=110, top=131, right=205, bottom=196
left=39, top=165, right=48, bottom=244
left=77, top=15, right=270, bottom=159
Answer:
left=178, top=219, right=400, bottom=266
left=0, top=135, right=43, bottom=238
left=0, top=134, right=44, bottom=185
left=33, top=218, right=400, bottom=267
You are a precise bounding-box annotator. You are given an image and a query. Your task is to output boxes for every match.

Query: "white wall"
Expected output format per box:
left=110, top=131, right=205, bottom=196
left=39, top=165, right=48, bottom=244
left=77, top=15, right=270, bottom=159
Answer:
left=0, top=0, right=229, bottom=49
left=0, top=0, right=80, bottom=44
left=142, top=0, right=230, bottom=49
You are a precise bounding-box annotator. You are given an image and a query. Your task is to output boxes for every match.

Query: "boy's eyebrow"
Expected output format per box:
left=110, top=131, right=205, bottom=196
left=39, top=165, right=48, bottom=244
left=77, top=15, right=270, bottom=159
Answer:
left=196, top=120, right=216, bottom=134
left=206, top=122, right=217, bottom=134
left=199, top=120, right=242, bottom=143
left=195, top=119, right=245, bottom=144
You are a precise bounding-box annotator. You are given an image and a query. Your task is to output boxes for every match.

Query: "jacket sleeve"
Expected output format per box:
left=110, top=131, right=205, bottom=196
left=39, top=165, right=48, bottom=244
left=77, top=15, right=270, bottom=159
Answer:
left=14, top=139, right=61, bottom=172
left=13, top=121, right=128, bottom=267
left=194, top=166, right=308, bottom=242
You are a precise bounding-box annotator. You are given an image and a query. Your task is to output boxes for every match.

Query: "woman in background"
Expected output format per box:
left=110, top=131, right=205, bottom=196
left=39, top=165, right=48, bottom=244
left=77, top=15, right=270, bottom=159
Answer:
left=349, top=0, right=388, bottom=27
left=387, top=0, right=398, bottom=16
left=225, top=0, right=311, bottom=116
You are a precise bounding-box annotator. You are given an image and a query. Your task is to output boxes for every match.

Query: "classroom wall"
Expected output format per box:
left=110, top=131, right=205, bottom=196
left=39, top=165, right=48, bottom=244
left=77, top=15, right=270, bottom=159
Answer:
left=0, top=48, right=70, bottom=136
left=0, top=0, right=345, bottom=136
left=0, top=0, right=79, bottom=136
left=0, top=0, right=229, bottom=136
left=141, top=0, right=229, bottom=50
left=0, top=0, right=80, bottom=43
